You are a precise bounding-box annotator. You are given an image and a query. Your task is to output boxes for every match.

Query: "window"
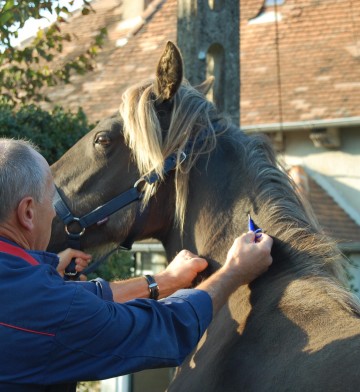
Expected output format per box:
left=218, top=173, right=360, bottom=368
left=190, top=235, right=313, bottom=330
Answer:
left=248, top=0, right=284, bottom=24
left=265, top=0, right=285, bottom=5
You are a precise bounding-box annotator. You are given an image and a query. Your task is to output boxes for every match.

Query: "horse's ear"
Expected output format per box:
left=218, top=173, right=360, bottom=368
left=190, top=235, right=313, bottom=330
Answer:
left=195, top=76, right=215, bottom=96
left=154, top=41, right=183, bottom=102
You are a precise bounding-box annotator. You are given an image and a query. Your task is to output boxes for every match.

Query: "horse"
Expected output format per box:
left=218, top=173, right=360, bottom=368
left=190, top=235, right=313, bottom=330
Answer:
left=49, top=41, right=360, bottom=391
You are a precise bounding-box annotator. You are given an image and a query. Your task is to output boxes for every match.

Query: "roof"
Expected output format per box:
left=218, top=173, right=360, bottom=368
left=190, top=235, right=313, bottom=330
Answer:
left=42, top=0, right=360, bottom=126
left=289, top=166, right=360, bottom=249
left=40, top=0, right=360, bottom=250
left=240, top=0, right=360, bottom=126
left=309, top=176, right=360, bottom=250
left=44, top=0, right=177, bottom=120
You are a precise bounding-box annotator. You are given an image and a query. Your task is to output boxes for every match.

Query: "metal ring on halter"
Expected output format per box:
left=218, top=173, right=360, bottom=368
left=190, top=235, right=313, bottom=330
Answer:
left=65, top=217, right=86, bottom=237
left=64, top=269, right=79, bottom=277
left=179, top=151, right=187, bottom=164
left=134, top=178, right=147, bottom=191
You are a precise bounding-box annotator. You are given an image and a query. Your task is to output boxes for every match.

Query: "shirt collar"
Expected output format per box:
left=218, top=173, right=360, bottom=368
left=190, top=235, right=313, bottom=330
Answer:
left=0, top=236, right=59, bottom=268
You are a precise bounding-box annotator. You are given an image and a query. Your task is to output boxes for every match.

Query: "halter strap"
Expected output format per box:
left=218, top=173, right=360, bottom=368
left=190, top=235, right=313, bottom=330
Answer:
left=54, top=151, right=185, bottom=241
left=54, top=121, right=221, bottom=278
left=54, top=186, right=142, bottom=238
left=0, top=240, right=39, bottom=266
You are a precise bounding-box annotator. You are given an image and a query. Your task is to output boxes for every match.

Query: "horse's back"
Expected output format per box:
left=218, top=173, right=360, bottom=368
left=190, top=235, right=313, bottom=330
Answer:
left=169, top=329, right=360, bottom=392
left=168, top=287, right=360, bottom=392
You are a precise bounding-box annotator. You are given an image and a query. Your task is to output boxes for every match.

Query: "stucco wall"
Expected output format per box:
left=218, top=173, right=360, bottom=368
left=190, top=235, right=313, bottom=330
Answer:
left=283, top=126, right=360, bottom=225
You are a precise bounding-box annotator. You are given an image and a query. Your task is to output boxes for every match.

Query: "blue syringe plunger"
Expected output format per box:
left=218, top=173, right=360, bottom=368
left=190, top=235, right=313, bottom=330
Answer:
left=248, top=214, right=263, bottom=241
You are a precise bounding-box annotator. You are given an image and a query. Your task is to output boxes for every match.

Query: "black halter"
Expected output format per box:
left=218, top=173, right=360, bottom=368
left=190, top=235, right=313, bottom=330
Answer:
left=53, top=151, right=186, bottom=278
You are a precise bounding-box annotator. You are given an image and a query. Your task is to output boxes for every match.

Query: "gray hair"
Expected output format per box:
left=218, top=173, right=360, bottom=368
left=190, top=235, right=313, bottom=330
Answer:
left=0, top=138, right=47, bottom=222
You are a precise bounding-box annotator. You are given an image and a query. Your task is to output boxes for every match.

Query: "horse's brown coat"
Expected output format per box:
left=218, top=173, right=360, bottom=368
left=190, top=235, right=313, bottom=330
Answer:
left=50, top=42, right=360, bottom=392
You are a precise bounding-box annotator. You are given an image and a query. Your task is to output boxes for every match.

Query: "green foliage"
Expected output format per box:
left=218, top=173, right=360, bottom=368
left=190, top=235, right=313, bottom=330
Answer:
left=0, top=1, right=132, bottom=282
left=77, top=380, right=101, bottom=392
left=0, top=103, right=93, bottom=163
left=87, top=251, right=135, bottom=282
left=0, top=102, right=134, bottom=281
left=0, top=0, right=107, bottom=105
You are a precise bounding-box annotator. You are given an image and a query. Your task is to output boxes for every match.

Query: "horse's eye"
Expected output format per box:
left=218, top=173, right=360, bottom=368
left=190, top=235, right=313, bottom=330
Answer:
left=94, top=133, right=111, bottom=147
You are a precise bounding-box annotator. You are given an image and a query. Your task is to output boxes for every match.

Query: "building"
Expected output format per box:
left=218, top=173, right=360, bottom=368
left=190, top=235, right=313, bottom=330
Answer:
left=41, top=0, right=360, bottom=288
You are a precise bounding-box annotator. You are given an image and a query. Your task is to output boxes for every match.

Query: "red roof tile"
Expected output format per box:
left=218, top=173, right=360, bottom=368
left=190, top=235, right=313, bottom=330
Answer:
left=290, top=166, right=360, bottom=247
left=308, top=176, right=360, bottom=247
left=240, top=0, right=360, bottom=125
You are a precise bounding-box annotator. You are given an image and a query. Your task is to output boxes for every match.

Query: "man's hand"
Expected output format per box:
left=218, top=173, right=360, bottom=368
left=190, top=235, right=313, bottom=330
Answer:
left=110, top=233, right=272, bottom=305
left=155, top=250, right=208, bottom=297
left=223, top=231, right=273, bottom=285
left=197, top=232, right=273, bottom=314
left=57, top=248, right=92, bottom=279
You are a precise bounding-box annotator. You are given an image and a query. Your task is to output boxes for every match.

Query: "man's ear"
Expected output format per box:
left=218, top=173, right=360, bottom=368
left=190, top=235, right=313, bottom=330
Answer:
left=17, top=197, right=35, bottom=231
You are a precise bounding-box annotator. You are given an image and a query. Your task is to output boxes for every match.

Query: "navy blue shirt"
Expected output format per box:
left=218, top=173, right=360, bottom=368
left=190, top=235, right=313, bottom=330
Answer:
left=0, top=239, right=212, bottom=390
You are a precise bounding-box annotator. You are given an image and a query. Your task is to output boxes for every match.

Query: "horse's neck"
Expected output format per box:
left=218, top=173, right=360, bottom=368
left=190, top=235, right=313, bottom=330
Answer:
left=166, top=202, right=359, bottom=328
left=170, top=148, right=247, bottom=262
left=160, top=132, right=359, bottom=324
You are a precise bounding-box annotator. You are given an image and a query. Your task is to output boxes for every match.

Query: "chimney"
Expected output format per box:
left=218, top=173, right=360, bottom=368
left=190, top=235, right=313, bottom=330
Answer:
left=122, top=0, right=150, bottom=20
left=288, top=165, right=309, bottom=199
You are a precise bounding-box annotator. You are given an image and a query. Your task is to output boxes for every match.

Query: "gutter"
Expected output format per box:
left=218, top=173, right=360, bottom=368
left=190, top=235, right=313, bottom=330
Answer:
left=339, top=242, right=360, bottom=254
left=241, top=117, right=360, bottom=133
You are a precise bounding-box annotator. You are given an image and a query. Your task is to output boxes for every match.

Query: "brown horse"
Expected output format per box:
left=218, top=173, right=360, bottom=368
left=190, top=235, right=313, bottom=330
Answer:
left=49, top=42, right=360, bottom=391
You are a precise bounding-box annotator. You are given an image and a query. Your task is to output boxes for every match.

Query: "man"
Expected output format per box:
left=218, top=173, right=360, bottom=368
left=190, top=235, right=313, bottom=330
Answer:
left=0, top=138, right=273, bottom=391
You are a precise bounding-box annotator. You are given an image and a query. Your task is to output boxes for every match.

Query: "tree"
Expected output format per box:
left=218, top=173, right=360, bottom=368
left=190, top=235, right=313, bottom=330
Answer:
left=0, top=0, right=107, bottom=106
left=0, top=101, right=135, bottom=280
left=0, top=2, right=136, bottom=283
left=0, top=102, right=93, bottom=163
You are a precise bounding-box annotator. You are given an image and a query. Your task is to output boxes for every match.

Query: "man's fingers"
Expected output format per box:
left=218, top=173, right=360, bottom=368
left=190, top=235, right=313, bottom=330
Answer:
left=187, top=257, right=208, bottom=272
left=70, top=249, right=92, bottom=260
left=244, top=231, right=256, bottom=243
left=75, top=257, right=91, bottom=271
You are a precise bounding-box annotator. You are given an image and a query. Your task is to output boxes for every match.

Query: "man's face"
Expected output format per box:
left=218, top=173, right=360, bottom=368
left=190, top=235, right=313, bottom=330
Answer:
left=33, top=160, right=56, bottom=251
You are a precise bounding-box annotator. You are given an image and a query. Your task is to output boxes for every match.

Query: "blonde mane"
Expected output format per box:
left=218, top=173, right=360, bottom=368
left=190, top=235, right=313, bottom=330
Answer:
left=120, top=79, right=226, bottom=229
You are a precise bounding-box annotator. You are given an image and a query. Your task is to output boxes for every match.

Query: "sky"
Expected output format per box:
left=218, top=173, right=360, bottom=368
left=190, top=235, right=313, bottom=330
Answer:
left=11, top=0, right=88, bottom=46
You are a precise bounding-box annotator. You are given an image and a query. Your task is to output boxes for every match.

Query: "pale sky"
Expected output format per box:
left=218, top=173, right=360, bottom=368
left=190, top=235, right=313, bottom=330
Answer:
left=12, top=0, right=88, bottom=46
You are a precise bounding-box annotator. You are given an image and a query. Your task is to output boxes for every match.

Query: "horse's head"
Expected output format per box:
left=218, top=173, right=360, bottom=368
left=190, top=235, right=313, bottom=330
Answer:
left=49, top=41, right=217, bottom=253
left=49, top=114, right=136, bottom=252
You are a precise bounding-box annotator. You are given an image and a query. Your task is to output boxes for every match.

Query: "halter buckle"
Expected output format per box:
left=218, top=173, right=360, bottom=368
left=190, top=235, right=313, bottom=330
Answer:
left=65, top=217, right=86, bottom=238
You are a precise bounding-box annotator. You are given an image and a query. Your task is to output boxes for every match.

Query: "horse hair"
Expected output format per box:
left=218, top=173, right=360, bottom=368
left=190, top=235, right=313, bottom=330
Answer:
left=120, top=77, right=360, bottom=315
left=120, top=79, right=223, bottom=229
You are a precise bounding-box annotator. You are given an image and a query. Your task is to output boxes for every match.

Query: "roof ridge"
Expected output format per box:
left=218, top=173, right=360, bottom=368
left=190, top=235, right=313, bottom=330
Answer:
left=305, top=168, right=360, bottom=228
left=116, top=0, right=167, bottom=47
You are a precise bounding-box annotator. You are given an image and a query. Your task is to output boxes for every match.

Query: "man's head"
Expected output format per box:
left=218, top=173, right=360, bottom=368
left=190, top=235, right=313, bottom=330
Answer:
left=0, top=138, right=56, bottom=250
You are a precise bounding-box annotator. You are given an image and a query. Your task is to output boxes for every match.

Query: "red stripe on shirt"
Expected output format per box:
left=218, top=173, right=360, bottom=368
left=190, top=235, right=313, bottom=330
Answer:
left=0, top=322, right=55, bottom=337
left=0, top=240, right=39, bottom=266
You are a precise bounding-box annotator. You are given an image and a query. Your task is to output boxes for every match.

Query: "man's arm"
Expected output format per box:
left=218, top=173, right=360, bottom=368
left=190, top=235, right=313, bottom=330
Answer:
left=197, top=231, right=273, bottom=314
left=57, top=247, right=209, bottom=302
left=110, top=251, right=208, bottom=302
left=58, top=231, right=272, bottom=308
left=111, top=232, right=272, bottom=305
left=44, top=232, right=272, bottom=382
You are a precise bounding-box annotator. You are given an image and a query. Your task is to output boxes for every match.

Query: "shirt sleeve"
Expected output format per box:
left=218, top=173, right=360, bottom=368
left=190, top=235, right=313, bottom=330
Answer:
left=44, top=287, right=212, bottom=384
left=65, top=278, right=114, bottom=301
